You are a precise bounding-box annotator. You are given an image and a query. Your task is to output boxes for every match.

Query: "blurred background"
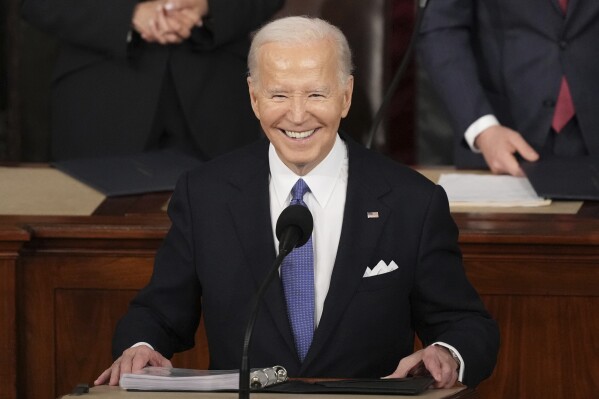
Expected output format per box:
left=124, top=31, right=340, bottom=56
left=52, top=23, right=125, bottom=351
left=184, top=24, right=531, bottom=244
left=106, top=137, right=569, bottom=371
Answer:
left=0, top=0, right=453, bottom=165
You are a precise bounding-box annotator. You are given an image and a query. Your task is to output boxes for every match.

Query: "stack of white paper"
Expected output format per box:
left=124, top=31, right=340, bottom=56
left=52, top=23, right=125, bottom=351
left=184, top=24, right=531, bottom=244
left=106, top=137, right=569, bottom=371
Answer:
left=120, top=366, right=287, bottom=391
left=437, top=174, right=551, bottom=207
left=120, top=368, right=239, bottom=391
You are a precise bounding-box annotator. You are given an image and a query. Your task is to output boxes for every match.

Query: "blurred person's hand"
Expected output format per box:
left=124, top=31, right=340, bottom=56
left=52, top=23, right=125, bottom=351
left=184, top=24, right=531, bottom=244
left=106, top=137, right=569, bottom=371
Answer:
left=133, top=0, right=208, bottom=44
left=475, top=125, right=539, bottom=176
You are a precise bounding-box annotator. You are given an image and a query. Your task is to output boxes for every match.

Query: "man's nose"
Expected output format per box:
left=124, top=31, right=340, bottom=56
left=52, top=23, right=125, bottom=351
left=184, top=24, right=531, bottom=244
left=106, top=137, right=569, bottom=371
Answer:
left=287, top=96, right=308, bottom=124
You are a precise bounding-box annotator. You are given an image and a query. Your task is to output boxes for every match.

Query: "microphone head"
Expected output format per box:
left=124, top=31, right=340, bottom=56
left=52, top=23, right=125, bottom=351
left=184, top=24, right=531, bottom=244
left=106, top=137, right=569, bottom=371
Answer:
left=276, top=204, right=313, bottom=248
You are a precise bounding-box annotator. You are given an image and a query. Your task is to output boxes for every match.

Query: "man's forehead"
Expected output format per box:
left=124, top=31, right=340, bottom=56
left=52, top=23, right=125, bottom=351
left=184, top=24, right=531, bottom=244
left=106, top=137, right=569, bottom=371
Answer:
left=259, top=39, right=335, bottom=63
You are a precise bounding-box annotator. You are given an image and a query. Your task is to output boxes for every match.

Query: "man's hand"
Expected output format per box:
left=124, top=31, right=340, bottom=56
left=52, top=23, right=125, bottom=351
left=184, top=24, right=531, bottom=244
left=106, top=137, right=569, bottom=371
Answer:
left=385, top=345, right=459, bottom=389
left=164, top=0, right=209, bottom=27
left=132, top=0, right=208, bottom=44
left=475, top=125, right=539, bottom=176
left=94, top=345, right=172, bottom=386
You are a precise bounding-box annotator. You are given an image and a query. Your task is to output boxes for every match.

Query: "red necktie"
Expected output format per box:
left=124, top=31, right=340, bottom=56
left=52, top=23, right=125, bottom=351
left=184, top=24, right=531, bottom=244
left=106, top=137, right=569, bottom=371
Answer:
left=552, top=0, right=575, bottom=132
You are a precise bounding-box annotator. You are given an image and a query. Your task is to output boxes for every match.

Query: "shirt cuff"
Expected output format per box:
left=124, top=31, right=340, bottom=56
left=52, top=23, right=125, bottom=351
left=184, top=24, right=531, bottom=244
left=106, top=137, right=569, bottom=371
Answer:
left=432, top=342, right=464, bottom=382
left=131, top=342, right=154, bottom=350
left=464, top=115, right=500, bottom=153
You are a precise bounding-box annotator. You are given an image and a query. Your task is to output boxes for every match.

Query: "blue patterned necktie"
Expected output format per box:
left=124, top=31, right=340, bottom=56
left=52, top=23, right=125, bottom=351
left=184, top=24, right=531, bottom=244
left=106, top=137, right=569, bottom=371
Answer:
left=281, top=178, right=315, bottom=362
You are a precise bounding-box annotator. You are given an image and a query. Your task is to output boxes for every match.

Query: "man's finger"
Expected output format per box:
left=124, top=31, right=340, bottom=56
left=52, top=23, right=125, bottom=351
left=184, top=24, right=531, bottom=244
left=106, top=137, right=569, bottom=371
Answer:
left=94, top=367, right=111, bottom=386
left=422, top=346, right=458, bottom=388
left=501, top=152, right=524, bottom=177
left=109, top=362, right=121, bottom=386
left=385, top=352, right=423, bottom=379
left=163, top=0, right=196, bottom=12
left=131, top=351, right=150, bottom=373
left=511, top=134, right=540, bottom=162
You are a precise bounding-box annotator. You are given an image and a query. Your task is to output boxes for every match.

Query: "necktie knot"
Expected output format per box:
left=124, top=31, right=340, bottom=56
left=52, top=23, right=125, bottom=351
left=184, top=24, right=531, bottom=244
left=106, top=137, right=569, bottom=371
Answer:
left=291, top=179, right=310, bottom=206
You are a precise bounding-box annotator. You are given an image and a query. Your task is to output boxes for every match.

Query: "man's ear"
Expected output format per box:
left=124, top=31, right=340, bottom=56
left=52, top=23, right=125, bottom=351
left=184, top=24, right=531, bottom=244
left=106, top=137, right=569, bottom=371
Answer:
left=340, top=75, right=354, bottom=119
left=247, top=77, right=261, bottom=120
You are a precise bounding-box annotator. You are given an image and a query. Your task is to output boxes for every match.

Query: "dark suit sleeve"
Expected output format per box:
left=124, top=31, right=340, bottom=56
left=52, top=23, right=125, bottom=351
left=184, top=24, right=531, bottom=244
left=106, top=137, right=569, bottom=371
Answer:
left=418, top=0, right=495, bottom=137
left=411, top=185, right=499, bottom=387
left=20, top=0, right=137, bottom=59
left=112, top=172, right=202, bottom=359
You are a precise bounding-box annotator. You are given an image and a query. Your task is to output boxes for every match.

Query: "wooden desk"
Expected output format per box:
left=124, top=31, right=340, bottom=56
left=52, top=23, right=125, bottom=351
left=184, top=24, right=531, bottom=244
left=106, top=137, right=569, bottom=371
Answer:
left=63, top=385, right=477, bottom=399
left=1, top=194, right=598, bottom=399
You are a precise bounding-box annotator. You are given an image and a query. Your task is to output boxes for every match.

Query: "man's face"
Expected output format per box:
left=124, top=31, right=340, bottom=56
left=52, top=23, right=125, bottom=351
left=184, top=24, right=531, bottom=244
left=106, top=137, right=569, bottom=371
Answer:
left=248, top=39, right=353, bottom=176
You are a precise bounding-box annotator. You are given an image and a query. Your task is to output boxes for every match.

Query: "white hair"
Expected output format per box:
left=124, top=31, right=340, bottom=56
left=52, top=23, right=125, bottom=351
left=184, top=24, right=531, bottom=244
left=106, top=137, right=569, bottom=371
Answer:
left=248, top=16, right=354, bottom=86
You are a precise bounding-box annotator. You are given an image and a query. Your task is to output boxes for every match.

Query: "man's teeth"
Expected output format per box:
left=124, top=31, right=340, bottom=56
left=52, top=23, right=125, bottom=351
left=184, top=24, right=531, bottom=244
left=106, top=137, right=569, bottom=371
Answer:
left=284, top=129, right=315, bottom=139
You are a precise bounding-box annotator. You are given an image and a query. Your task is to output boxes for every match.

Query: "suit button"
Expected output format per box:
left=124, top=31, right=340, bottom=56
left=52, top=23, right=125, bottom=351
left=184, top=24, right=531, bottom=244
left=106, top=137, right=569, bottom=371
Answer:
left=543, top=99, right=556, bottom=107
left=559, top=40, right=567, bottom=49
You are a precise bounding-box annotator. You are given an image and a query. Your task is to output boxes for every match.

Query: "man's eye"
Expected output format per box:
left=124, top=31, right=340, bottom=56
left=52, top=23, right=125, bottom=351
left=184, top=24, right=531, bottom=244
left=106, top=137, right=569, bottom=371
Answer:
left=309, top=93, right=325, bottom=99
left=272, top=94, right=287, bottom=99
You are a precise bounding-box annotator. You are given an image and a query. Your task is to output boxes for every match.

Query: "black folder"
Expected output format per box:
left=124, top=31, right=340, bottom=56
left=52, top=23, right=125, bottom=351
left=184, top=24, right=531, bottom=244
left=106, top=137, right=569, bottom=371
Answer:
left=260, top=376, right=435, bottom=395
left=52, top=150, right=203, bottom=197
left=521, top=156, right=599, bottom=201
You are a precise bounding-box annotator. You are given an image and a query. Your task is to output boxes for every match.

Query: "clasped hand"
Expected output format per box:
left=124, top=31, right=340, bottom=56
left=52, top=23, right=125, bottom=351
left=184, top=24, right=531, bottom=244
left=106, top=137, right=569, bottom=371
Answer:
left=132, top=0, right=209, bottom=44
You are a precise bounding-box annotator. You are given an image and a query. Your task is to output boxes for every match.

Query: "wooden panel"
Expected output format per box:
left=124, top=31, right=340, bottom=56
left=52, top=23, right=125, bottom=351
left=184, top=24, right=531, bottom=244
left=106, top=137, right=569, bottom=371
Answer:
left=21, top=250, right=210, bottom=399
left=54, top=289, right=209, bottom=396
left=464, top=253, right=599, bottom=296
left=20, top=254, right=155, bottom=399
left=0, top=226, right=28, bottom=399
left=0, top=259, right=17, bottom=399
left=477, top=296, right=599, bottom=399
left=55, top=289, right=138, bottom=396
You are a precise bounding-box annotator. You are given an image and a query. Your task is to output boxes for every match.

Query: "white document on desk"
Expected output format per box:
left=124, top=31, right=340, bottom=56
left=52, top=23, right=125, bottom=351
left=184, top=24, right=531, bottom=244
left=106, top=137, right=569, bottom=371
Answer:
left=437, top=173, right=551, bottom=207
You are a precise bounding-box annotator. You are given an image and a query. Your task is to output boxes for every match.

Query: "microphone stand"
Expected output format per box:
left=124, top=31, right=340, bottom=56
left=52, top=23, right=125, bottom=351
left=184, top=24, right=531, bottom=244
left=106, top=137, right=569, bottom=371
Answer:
left=365, top=0, right=430, bottom=150
left=238, top=244, right=296, bottom=399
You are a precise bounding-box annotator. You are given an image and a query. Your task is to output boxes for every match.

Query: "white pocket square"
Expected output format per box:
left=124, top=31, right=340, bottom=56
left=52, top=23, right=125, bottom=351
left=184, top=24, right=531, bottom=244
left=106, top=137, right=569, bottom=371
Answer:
left=363, top=260, right=398, bottom=277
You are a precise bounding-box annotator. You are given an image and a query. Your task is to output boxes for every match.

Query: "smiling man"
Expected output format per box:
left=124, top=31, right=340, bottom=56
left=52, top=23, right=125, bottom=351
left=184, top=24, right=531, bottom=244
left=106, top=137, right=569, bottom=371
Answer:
left=96, top=16, right=499, bottom=389
left=247, top=33, right=353, bottom=176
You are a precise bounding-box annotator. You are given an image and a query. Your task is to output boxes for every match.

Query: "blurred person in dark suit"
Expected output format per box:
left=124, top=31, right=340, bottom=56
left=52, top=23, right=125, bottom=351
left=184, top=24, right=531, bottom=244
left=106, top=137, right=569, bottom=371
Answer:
left=419, top=0, right=599, bottom=176
left=21, top=0, right=284, bottom=160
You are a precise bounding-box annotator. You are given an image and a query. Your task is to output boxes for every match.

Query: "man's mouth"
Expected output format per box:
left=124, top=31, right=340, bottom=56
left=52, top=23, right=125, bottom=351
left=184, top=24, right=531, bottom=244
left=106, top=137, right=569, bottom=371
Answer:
left=282, top=129, right=316, bottom=139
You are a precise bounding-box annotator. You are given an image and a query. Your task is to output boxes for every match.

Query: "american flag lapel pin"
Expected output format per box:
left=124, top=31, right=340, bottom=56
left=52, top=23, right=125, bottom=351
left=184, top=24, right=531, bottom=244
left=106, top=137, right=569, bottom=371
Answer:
left=367, top=211, right=379, bottom=219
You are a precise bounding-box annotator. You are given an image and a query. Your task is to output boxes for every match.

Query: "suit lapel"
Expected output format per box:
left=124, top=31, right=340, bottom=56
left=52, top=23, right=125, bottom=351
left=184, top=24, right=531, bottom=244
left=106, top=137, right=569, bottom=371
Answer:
left=301, top=139, right=391, bottom=372
left=226, top=142, right=297, bottom=358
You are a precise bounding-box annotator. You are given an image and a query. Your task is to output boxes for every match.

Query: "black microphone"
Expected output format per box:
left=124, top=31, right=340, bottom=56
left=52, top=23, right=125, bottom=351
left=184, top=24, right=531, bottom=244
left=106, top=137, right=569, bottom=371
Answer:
left=276, top=204, right=313, bottom=254
left=365, top=0, right=430, bottom=150
left=239, top=205, right=314, bottom=399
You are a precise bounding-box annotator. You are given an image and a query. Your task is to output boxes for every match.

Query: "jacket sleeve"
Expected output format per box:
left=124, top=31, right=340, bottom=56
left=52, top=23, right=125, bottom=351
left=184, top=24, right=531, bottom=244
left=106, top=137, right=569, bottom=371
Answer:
left=112, top=172, right=202, bottom=359
left=417, top=0, right=495, bottom=137
left=20, top=0, right=138, bottom=59
left=411, top=185, right=500, bottom=387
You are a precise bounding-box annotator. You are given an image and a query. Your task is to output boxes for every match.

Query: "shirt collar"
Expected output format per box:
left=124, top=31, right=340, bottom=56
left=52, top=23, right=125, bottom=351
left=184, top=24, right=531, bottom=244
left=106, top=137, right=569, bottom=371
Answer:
left=269, top=134, right=347, bottom=208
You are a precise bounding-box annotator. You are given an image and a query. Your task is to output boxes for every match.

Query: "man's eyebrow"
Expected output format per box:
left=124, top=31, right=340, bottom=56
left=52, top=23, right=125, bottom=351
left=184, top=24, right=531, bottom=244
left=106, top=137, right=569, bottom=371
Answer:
left=264, top=86, right=331, bottom=95
left=266, top=86, right=287, bottom=94
left=310, top=86, right=331, bottom=94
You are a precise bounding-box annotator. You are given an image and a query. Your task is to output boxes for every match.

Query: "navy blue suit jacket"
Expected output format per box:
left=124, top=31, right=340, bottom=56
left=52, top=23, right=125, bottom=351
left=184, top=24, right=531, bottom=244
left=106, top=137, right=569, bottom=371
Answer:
left=419, top=0, right=599, bottom=167
left=113, top=136, right=499, bottom=387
